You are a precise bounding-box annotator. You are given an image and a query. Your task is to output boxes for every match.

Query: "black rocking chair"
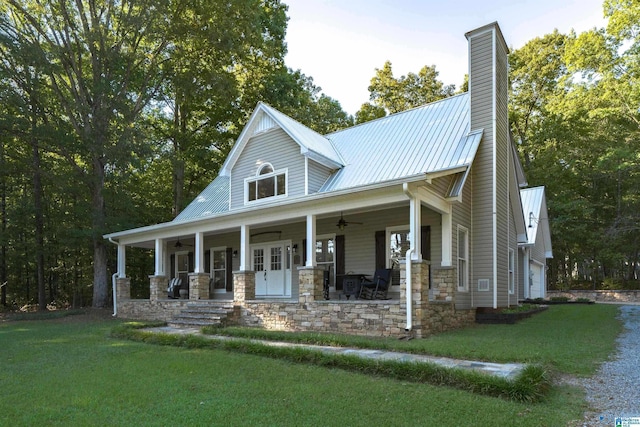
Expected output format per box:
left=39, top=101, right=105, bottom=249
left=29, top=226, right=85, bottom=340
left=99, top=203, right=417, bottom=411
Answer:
left=358, top=269, right=393, bottom=299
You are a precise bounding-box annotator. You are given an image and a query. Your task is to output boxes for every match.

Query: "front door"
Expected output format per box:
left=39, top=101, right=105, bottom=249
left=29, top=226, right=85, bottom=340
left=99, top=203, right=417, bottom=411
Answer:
left=252, top=242, right=291, bottom=297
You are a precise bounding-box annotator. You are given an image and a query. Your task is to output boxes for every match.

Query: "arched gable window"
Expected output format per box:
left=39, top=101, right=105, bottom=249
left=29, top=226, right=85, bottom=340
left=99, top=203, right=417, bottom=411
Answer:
left=246, top=163, right=287, bottom=202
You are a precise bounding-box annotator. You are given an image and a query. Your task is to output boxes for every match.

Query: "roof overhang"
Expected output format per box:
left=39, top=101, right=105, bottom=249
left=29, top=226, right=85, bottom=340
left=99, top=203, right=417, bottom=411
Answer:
left=104, top=173, right=441, bottom=246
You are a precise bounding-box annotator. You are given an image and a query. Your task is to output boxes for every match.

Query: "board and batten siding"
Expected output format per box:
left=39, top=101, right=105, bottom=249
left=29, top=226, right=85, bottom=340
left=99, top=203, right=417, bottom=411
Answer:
left=229, top=128, right=306, bottom=209
left=467, top=23, right=510, bottom=308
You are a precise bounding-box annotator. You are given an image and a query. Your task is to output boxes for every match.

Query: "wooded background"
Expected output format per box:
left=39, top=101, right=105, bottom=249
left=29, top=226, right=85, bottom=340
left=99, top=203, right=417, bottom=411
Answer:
left=1, top=0, right=638, bottom=309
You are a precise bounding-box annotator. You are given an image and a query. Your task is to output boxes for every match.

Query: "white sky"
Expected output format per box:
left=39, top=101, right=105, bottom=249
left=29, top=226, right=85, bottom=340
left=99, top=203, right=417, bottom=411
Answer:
left=283, top=0, right=608, bottom=115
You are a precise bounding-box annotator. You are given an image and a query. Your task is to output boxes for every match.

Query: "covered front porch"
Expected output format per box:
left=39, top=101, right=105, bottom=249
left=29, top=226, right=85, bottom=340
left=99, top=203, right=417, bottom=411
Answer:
left=108, top=183, right=474, bottom=337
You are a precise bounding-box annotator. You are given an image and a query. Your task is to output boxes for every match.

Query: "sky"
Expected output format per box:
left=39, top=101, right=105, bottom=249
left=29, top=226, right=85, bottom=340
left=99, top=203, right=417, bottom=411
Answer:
left=283, top=0, right=608, bottom=115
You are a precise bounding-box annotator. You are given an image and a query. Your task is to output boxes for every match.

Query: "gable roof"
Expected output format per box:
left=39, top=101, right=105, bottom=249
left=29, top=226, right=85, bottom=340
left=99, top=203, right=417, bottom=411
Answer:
left=520, top=186, right=553, bottom=258
left=176, top=94, right=482, bottom=222
left=220, top=102, right=344, bottom=176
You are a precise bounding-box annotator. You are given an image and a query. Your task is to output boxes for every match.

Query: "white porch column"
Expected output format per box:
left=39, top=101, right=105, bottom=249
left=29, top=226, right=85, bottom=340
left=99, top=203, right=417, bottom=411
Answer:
left=239, top=224, right=250, bottom=271
left=154, top=238, right=165, bottom=276
left=441, top=209, right=453, bottom=267
left=117, top=244, right=126, bottom=278
left=194, top=231, right=205, bottom=273
left=409, top=196, right=422, bottom=261
left=306, top=214, right=316, bottom=267
left=523, top=248, right=531, bottom=300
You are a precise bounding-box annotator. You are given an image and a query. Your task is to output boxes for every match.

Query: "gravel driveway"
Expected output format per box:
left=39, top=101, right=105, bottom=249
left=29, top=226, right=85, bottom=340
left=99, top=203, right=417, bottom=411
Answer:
left=576, top=304, right=640, bottom=426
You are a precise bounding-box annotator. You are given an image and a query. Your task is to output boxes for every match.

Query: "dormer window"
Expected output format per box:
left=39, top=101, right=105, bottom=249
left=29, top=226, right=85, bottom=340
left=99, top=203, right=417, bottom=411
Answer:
left=246, top=163, right=287, bottom=203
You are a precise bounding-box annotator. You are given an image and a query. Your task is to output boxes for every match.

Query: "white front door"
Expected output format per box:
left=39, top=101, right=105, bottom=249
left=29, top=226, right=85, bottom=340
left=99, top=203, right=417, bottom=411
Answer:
left=252, top=242, right=291, bottom=297
left=530, top=262, right=545, bottom=299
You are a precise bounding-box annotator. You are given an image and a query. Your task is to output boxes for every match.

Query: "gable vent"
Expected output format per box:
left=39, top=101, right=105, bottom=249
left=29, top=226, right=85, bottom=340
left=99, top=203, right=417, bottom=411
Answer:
left=254, top=114, right=277, bottom=135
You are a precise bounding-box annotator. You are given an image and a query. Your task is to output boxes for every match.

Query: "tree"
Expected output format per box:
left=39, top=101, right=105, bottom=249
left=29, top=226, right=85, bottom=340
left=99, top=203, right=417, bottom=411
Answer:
left=356, top=60, right=455, bottom=120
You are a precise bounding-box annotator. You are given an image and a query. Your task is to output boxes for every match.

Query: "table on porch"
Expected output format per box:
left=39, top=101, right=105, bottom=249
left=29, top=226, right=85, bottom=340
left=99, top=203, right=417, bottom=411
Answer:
left=336, top=274, right=370, bottom=299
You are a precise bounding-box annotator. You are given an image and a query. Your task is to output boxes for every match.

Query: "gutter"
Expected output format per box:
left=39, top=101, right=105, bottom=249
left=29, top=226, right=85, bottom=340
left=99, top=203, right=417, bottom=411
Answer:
left=108, top=238, right=119, bottom=317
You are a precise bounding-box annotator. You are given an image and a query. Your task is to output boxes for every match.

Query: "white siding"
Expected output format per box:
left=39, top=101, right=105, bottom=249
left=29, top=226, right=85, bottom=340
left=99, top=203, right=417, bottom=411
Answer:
left=308, top=161, right=333, bottom=194
left=230, top=128, right=305, bottom=209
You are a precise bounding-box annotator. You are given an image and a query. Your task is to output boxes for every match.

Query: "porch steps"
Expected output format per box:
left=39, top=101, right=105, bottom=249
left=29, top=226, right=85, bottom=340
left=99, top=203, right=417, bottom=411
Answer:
left=168, top=302, right=237, bottom=329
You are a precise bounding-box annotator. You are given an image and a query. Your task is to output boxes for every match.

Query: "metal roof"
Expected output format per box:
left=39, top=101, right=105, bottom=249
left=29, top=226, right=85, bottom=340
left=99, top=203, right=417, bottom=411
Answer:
left=520, top=186, right=545, bottom=245
left=257, top=103, right=345, bottom=168
left=174, top=94, right=480, bottom=223
left=174, top=176, right=229, bottom=222
left=321, top=93, right=478, bottom=191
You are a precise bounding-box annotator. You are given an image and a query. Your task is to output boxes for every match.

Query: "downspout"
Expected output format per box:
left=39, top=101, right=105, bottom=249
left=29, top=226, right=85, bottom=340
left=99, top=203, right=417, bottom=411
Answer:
left=402, top=182, right=416, bottom=332
left=405, top=248, right=414, bottom=332
left=108, top=238, right=119, bottom=317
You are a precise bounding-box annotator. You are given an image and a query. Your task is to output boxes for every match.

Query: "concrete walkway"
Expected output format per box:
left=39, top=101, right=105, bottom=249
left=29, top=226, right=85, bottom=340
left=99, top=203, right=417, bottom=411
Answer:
left=145, top=326, right=526, bottom=380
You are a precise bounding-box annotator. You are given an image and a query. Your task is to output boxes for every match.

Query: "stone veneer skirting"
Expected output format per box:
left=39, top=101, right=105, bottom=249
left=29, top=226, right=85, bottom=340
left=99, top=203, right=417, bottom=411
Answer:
left=116, top=260, right=475, bottom=338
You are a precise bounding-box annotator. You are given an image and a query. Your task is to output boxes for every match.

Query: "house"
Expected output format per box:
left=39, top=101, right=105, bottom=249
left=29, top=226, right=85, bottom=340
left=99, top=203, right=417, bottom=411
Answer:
left=519, top=187, right=553, bottom=300
left=104, top=22, right=552, bottom=337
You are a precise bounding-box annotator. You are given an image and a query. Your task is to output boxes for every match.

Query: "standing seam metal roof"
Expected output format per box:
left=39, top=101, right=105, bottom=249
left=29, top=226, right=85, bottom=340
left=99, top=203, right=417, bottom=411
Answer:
left=176, top=93, right=480, bottom=222
left=520, top=186, right=545, bottom=245
left=321, top=93, right=476, bottom=191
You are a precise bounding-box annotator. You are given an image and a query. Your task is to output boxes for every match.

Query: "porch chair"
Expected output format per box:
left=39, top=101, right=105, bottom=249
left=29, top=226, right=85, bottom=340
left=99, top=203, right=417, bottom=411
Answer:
left=358, top=268, right=393, bottom=299
left=167, top=277, right=182, bottom=299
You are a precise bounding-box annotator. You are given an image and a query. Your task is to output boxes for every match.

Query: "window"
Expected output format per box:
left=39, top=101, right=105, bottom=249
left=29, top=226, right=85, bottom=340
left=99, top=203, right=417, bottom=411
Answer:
left=388, top=226, right=411, bottom=268
left=211, top=248, right=227, bottom=292
left=457, top=226, right=468, bottom=291
left=316, top=235, right=335, bottom=287
left=246, top=163, right=286, bottom=202
left=508, top=248, right=515, bottom=294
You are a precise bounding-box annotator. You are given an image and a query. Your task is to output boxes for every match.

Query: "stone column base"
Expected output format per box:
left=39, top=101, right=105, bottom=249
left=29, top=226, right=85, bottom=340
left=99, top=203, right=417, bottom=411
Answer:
left=149, top=275, right=168, bottom=301
left=189, top=273, right=211, bottom=300
left=298, top=266, right=324, bottom=303
left=233, top=270, right=255, bottom=302
left=116, top=277, right=131, bottom=300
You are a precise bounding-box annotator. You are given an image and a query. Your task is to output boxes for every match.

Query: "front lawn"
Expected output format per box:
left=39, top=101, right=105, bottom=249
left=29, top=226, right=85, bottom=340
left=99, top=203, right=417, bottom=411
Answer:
left=0, top=304, right=621, bottom=426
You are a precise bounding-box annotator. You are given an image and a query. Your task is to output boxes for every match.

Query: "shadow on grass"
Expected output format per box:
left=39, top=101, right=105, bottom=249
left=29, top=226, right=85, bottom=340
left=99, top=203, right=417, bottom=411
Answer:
left=111, top=321, right=550, bottom=403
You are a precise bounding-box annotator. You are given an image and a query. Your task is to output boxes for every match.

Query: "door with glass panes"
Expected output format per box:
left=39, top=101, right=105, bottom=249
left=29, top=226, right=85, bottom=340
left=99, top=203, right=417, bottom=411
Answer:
left=252, top=242, right=291, bottom=297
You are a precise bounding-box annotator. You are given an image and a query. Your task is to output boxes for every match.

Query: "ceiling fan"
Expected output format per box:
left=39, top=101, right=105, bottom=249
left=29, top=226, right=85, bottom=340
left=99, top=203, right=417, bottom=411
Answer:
left=174, top=239, right=193, bottom=248
left=336, top=212, right=363, bottom=230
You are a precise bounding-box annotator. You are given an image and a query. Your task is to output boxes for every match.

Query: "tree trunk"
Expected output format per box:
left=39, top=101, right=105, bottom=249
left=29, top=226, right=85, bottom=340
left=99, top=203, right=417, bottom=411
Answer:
left=32, top=131, right=46, bottom=311
left=91, top=156, right=109, bottom=308
left=0, top=140, right=6, bottom=306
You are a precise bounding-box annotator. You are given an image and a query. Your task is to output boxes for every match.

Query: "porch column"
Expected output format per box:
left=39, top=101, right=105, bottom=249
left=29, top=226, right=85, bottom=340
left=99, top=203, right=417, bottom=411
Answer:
left=441, top=210, right=452, bottom=267
left=117, top=244, right=126, bottom=278
left=239, top=224, right=250, bottom=271
left=154, top=238, right=165, bottom=276
left=305, top=214, right=316, bottom=267
left=409, top=197, right=422, bottom=261
left=194, top=231, right=205, bottom=273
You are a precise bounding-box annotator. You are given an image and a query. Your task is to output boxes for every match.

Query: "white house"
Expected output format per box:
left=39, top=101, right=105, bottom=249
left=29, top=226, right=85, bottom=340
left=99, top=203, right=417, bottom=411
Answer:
left=104, top=22, right=552, bottom=337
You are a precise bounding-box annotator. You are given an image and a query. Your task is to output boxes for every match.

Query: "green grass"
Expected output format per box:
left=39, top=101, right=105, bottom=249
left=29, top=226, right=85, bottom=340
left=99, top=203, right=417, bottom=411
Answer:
left=0, top=304, right=621, bottom=426
left=204, top=304, right=621, bottom=376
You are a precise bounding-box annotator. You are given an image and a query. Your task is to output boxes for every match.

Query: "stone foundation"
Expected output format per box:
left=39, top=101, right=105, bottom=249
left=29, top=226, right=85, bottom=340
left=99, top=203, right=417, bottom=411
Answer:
left=116, top=262, right=475, bottom=338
